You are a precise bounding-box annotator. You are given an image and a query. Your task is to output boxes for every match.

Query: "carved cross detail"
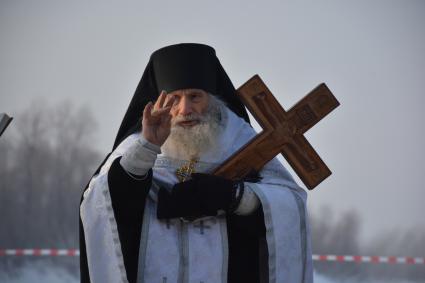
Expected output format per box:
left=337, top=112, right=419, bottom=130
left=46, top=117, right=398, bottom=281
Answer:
left=193, top=220, right=210, bottom=235
left=213, top=75, right=339, bottom=190
left=165, top=219, right=174, bottom=229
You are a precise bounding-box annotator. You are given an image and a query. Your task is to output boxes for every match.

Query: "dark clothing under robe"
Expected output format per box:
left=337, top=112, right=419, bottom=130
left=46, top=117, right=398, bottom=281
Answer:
left=80, top=157, right=267, bottom=283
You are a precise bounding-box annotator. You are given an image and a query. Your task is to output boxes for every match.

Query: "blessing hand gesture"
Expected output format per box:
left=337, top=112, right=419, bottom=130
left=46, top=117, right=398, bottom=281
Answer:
left=142, top=91, right=175, bottom=146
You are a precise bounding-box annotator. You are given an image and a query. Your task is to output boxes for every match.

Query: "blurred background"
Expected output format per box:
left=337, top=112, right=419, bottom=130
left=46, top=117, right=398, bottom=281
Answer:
left=1, top=0, right=424, bottom=282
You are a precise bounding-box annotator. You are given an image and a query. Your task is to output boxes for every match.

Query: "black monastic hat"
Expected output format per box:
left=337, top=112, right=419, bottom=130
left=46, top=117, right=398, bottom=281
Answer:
left=112, top=43, right=250, bottom=150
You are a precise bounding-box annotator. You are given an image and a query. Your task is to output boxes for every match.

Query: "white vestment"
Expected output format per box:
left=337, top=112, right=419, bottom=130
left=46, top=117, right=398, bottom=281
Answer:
left=80, top=107, right=313, bottom=283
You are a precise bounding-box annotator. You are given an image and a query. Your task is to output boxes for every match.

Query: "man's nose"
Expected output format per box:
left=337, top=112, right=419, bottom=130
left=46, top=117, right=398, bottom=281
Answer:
left=178, top=97, right=193, bottom=116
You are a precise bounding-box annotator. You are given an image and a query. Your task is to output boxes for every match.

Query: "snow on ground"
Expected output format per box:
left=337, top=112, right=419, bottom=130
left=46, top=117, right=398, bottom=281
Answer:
left=0, top=264, right=419, bottom=283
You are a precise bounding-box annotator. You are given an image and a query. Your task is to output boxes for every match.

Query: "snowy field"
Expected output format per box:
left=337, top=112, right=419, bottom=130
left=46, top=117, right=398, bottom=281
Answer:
left=0, top=263, right=420, bottom=283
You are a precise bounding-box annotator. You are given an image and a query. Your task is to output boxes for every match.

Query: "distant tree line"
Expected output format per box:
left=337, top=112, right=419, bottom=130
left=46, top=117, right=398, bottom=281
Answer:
left=0, top=101, right=102, bottom=275
left=311, top=205, right=425, bottom=281
left=0, top=101, right=423, bottom=281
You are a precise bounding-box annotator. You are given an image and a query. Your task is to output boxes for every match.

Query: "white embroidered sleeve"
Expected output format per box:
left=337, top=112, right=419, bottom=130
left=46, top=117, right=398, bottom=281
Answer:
left=119, top=135, right=161, bottom=177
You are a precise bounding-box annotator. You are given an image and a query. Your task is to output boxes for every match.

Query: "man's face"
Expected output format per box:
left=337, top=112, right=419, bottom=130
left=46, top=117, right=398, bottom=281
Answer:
left=168, top=89, right=210, bottom=127
left=161, top=89, right=224, bottom=160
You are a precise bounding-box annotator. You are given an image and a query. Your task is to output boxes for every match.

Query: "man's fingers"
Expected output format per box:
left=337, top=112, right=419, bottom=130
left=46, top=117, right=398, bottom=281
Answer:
left=164, top=95, right=175, bottom=108
left=143, top=102, right=153, bottom=120
left=152, top=107, right=172, bottom=117
left=146, top=91, right=173, bottom=127
left=154, top=90, right=167, bottom=110
left=165, top=112, right=172, bottom=126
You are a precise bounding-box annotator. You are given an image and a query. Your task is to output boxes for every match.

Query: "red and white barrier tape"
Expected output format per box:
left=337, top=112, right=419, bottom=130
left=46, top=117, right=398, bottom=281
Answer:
left=312, top=254, right=425, bottom=265
left=0, top=249, right=424, bottom=265
left=0, top=249, right=79, bottom=257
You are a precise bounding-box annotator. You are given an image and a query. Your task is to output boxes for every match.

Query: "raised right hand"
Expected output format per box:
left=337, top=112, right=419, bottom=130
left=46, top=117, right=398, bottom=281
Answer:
left=142, top=91, right=175, bottom=146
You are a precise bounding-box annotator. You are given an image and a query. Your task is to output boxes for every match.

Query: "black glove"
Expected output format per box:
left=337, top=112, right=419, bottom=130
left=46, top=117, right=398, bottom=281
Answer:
left=157, top=173, right=244, bottom=220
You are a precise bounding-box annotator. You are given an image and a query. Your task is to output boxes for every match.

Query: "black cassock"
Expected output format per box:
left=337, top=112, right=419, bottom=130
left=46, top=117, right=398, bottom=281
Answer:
left=79, top=157, right=267, bottom=283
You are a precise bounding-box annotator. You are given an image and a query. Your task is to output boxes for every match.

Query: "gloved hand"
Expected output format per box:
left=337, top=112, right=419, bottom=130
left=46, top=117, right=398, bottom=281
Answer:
left=157, top=173, right=244, bottom=220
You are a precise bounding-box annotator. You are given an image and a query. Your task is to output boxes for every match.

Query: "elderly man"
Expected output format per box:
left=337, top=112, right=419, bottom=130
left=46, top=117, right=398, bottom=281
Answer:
left=79, top=43, right=313, bottom=283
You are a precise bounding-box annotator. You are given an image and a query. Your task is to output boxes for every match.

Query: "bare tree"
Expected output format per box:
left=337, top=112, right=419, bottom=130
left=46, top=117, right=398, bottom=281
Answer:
left=0, top=100, right=102, bottom=275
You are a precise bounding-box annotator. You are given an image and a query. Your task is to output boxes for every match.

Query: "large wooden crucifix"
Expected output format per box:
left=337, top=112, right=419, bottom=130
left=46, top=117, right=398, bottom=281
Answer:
left=212, top=75, right=339, bottom=190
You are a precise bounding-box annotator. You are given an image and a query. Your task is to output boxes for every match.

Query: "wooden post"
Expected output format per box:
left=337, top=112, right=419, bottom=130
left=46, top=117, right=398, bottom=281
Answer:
left=0, top=113, right=13, bottom=137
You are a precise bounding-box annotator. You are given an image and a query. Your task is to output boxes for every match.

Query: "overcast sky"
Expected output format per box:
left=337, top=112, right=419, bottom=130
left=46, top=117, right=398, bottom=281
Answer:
left=1, top=0, right=424, bottom=244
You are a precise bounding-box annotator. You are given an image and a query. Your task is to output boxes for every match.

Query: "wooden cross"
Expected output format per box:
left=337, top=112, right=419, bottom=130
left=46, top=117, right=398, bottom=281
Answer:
left=213, top=75, right=339, bottom=190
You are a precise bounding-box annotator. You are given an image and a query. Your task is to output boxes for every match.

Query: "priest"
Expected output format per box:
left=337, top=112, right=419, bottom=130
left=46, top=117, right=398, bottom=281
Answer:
left=79, top=43, right=313, bottom=283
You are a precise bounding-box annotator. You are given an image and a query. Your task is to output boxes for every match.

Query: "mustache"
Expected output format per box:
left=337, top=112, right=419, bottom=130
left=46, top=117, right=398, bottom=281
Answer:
left=172, top=113, right=206, bottom=125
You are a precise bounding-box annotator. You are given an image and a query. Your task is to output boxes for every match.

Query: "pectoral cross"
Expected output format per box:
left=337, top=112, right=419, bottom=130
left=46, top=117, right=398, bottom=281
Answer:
left=175, top=159, right=198, bottom=182
left=213, top=75, right=339, bottom=190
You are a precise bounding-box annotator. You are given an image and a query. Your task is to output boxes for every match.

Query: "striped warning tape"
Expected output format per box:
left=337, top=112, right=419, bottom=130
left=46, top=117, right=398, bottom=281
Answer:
left=0, top=249, right=424, bottom=265
left=312, top=254, right=425, bottom=265
left=0, top=249, right=80, bottom=256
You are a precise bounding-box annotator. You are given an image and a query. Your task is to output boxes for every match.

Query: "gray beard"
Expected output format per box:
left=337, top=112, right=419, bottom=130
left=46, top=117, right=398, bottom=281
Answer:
left=161, top=96, right=225, bottom=161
